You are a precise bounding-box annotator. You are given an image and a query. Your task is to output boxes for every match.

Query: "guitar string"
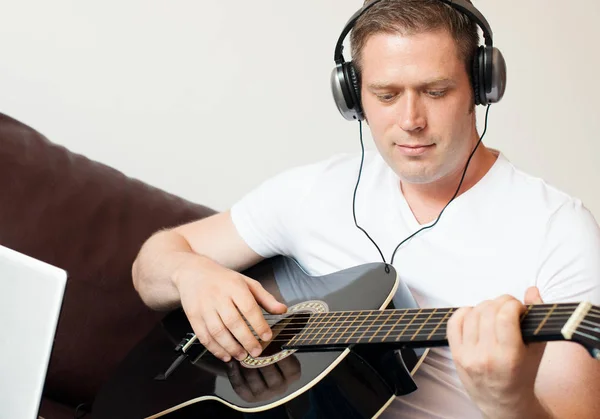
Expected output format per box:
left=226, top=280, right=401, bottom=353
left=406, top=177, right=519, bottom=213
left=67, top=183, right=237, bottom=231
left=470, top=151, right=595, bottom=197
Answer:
left=176, top=308, right=599, bottom=348
left=229, top=318, right=598, bottom=344
left=254, top=308, right=599, bottom=322
left=252, top=304, right=589, bottom=321
left=251, top=313, right=585, bottom=330
left=243, top=318, right=598, bottom=339
left=238, top=309, right=598, bottom=330
left=257, top=309, right=594, bottom=322
left=216, top=325, right=600, bottom=347
left=241, top=328, right=600, bottom=346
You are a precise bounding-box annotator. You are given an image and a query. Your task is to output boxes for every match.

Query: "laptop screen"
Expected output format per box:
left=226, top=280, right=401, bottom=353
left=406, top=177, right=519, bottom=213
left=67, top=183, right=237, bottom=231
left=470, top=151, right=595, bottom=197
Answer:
left=0, top=245, right=67, bottom=419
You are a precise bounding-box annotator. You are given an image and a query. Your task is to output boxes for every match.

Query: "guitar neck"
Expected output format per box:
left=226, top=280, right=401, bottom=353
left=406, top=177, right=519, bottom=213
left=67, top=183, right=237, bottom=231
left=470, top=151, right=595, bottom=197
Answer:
left=284, top=303, right=581, bottom=351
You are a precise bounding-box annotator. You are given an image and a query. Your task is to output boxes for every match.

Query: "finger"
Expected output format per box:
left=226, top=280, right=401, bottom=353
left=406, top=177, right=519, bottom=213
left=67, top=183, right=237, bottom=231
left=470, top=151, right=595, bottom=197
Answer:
left=479, top=301, right=499, bottom=348
left=447, top=307, right=471, bottom=348
left=480, top=295, right=514, bottom=346
left=495, top=299, right=525, bottom=346
left=462, top=305, right=481, bottom=347
left=234, top=286, right=275, bottom=344
left=245, top=277, right=287, bottom=314
left=524, top=286, right=544, bottom=305
left=204, top=304, right=249, bottom=361
left=218, top=299, right=265, bottom=359
left=192, top=315, right=231, bottom=362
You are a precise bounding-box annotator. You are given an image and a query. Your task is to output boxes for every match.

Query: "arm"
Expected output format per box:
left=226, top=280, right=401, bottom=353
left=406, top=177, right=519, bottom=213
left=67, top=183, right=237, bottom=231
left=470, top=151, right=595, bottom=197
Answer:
left=448, top=295, right=600, bottom=419
left=132, top=210, right=264, bottom=310
left=533, top=199, right=600, bottom=417
left=534, top=340, right=600, bottom=417
left=448, top=199, right=600, bottom=418
left=132, top=210, right=286, bottom=362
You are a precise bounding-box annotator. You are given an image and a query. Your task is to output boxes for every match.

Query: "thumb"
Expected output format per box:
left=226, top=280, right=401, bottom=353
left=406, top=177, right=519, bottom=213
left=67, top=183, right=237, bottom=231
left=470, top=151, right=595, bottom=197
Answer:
left=524, top=286, right=544, bottom=305
left=245, top=277, right=288, bottom=314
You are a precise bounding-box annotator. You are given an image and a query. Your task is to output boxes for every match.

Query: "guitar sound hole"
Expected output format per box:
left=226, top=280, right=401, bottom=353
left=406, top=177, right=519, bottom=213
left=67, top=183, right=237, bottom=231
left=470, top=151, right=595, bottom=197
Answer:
left=261, top=313, right=310, bottom=357
left=241, top=300, right=328, bottom=369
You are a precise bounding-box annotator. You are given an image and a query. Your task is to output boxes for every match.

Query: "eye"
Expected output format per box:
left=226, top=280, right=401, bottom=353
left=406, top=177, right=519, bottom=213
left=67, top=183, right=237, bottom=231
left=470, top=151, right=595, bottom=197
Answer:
left=376, top=93, right=396, bottom=103
left=426, top=90, right=447, bottom=98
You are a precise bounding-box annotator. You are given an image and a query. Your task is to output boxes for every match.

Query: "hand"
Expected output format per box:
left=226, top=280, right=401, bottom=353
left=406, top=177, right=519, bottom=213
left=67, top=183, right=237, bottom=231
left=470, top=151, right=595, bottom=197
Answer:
left=227, top=355, right=302, bottom=402
left=173, top=255, right=287, bottom=363
left=447, top=287, right=547, bottom=418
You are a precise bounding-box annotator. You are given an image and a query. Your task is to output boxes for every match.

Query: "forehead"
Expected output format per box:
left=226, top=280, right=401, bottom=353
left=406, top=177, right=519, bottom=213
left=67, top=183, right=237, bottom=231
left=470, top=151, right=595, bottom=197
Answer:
left=359, top=29, right=465, bottom=84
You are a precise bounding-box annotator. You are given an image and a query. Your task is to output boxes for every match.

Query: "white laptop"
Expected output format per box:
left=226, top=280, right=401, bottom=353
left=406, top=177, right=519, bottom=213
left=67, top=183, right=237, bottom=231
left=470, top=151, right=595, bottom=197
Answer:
left=0, top=244, right=67, bottom=419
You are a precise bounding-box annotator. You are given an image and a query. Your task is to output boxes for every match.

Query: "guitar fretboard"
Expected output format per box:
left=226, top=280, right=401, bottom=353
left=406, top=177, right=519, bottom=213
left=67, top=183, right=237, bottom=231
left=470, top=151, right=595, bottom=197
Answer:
left=284, top=303, right=577, bottom=350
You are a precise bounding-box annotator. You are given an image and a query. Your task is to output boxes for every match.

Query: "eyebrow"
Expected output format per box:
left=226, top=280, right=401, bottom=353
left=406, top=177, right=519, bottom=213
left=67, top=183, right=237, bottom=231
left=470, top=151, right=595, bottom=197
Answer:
left=367, top=78, right=456, bottom=90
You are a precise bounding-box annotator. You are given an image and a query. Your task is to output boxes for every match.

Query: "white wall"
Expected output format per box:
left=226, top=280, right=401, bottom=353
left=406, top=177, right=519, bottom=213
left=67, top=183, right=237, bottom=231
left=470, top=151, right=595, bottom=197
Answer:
left=1, top=0, right=599, bottom=220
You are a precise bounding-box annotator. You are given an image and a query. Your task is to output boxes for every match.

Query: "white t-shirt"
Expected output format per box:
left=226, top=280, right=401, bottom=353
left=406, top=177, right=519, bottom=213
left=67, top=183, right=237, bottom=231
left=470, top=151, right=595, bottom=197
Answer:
left=230, top=149, right=600, bottom=418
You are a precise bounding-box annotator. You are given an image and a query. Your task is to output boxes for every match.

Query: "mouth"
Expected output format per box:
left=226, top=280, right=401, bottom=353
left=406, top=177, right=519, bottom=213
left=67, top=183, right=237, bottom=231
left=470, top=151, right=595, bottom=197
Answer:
left=395, top=143, right=435, bottom=156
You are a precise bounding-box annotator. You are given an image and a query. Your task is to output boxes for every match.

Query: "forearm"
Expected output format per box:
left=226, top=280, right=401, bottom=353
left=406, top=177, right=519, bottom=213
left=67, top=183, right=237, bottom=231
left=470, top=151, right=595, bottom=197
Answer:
left=132, top=229, right=203, bottom=311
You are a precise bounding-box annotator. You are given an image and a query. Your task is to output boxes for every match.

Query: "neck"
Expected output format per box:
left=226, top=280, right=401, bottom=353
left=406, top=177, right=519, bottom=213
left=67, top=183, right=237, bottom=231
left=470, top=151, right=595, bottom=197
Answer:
left=400, top=142, right=497, bottom=224
left=284, top=303, right=579, bottom=351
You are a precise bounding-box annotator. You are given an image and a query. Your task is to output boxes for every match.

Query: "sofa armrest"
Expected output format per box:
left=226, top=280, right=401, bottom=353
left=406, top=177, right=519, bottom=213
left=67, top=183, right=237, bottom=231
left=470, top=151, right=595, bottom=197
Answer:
left=0, top=112, right=216, bottom=407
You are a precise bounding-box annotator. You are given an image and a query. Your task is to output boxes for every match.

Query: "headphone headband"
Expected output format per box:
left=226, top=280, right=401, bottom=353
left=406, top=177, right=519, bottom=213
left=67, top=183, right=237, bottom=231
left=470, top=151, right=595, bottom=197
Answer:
left=334, top=0, right=493, bottom=64
left=330, top=0, right=507, bottom=119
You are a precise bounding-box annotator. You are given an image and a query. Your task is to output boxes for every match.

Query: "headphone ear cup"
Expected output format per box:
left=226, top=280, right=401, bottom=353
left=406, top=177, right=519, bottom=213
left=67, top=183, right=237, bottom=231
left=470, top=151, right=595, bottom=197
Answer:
left=472, top=45, right=486, bottom=106
left=331, top=61, right=364, bottom=121
left=345, top=62, right=364, bottom=121
left=487, top=46, right=507, bottom=104
left=473, top=45, right=507, bottom=106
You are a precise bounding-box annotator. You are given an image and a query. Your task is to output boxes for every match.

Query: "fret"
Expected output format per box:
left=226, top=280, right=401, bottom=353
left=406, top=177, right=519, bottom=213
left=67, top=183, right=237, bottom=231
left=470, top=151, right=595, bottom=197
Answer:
left=283, top=314, right=303, bottom=347
left=534, top=304, right=557, bottom=335
left=395, top=308, right=420, bottom=342
left=345, top=311, right=374, bottom=344
left=338, top=311, right=360, bottom=344
left=357, top=311, right=384, bottom=343
left=382, top=309, right=408, bottom=341
left=520, top=304, right=532, bottom=322
left=411, top=308, right=437, bottom=341
left=368, top=310, right=395, bottom=343
left=313, top=311, right=341, bottom=345
left=298, top=311, right=328, bottom=345
left=427, top=308, right=452, bottom=340
left=325, top=312, right=352, bottom=345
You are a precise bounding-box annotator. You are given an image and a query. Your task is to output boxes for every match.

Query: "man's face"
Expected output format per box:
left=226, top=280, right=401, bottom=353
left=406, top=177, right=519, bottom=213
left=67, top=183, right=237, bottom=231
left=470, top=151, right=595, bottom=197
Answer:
left=360, top=29, right=476, bottom=185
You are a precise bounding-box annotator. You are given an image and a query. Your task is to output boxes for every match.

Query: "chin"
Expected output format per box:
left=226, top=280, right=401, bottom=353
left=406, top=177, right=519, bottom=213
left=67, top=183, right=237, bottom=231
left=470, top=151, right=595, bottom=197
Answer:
left=394, top=164, right=445, bottom=185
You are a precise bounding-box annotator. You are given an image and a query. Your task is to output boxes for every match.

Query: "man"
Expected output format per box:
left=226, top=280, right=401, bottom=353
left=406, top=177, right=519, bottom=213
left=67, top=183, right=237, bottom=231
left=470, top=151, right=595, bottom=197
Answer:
left=132, top=0, right=600, bottom=417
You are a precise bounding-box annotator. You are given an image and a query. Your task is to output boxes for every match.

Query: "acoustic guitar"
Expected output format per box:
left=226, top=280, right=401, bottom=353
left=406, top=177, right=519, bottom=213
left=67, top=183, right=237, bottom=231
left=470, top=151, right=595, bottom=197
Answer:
left=92, top=256, right=600, bottom=418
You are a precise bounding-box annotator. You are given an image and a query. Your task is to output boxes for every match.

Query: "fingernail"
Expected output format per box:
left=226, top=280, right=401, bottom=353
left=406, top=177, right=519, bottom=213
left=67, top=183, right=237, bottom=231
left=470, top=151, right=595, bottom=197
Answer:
left=236, top=352, right=248, bottom=361
left=261, top=332, right=271, bottom=341
left=251, top=347, right=262, bottom=357
left=223, top=355, right=231, bottom=363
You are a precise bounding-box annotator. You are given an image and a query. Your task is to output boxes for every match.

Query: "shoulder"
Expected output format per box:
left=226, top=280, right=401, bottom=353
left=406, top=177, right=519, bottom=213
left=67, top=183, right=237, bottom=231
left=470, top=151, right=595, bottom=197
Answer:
left=493, top=152, right=589, bottom=223
left=257, top=150, right=386, bottom=196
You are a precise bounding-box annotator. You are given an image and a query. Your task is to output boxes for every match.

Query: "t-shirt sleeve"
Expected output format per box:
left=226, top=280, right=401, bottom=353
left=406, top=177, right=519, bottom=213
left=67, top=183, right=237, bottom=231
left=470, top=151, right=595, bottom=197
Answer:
left=535, top=198, right=600, bottom=306
left=230, top=160, right=326, bottom=259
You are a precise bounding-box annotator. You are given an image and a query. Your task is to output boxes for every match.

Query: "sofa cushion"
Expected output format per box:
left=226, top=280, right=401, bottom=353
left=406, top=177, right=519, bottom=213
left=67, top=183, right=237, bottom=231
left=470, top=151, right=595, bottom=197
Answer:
left=0, top=112, right=216, bottom=407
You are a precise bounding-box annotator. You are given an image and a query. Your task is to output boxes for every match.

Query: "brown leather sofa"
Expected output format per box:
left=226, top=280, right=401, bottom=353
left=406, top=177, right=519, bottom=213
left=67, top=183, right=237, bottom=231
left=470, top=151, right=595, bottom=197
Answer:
left=0, top=112, right=215, bottom=418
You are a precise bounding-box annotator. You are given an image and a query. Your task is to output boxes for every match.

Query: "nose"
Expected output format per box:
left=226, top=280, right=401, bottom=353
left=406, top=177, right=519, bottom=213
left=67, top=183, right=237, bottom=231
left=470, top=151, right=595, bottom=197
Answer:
left=398, top=92, right=426, bottom=133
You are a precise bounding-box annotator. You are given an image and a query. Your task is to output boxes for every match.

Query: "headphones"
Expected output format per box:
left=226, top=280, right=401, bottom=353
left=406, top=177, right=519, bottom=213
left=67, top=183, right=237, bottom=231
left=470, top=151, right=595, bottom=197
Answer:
left=331, top=0, right=507, bottom=121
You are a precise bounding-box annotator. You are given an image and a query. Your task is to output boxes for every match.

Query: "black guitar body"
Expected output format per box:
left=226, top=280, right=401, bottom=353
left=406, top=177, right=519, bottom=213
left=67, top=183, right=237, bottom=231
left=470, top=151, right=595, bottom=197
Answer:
left=92, top=256, right=426, bottom=419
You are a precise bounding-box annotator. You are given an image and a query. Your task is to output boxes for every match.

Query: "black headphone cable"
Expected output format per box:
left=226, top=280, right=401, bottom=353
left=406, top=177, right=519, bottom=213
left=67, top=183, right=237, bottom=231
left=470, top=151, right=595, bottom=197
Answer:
left=352, top=104, right=492, bottom=272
